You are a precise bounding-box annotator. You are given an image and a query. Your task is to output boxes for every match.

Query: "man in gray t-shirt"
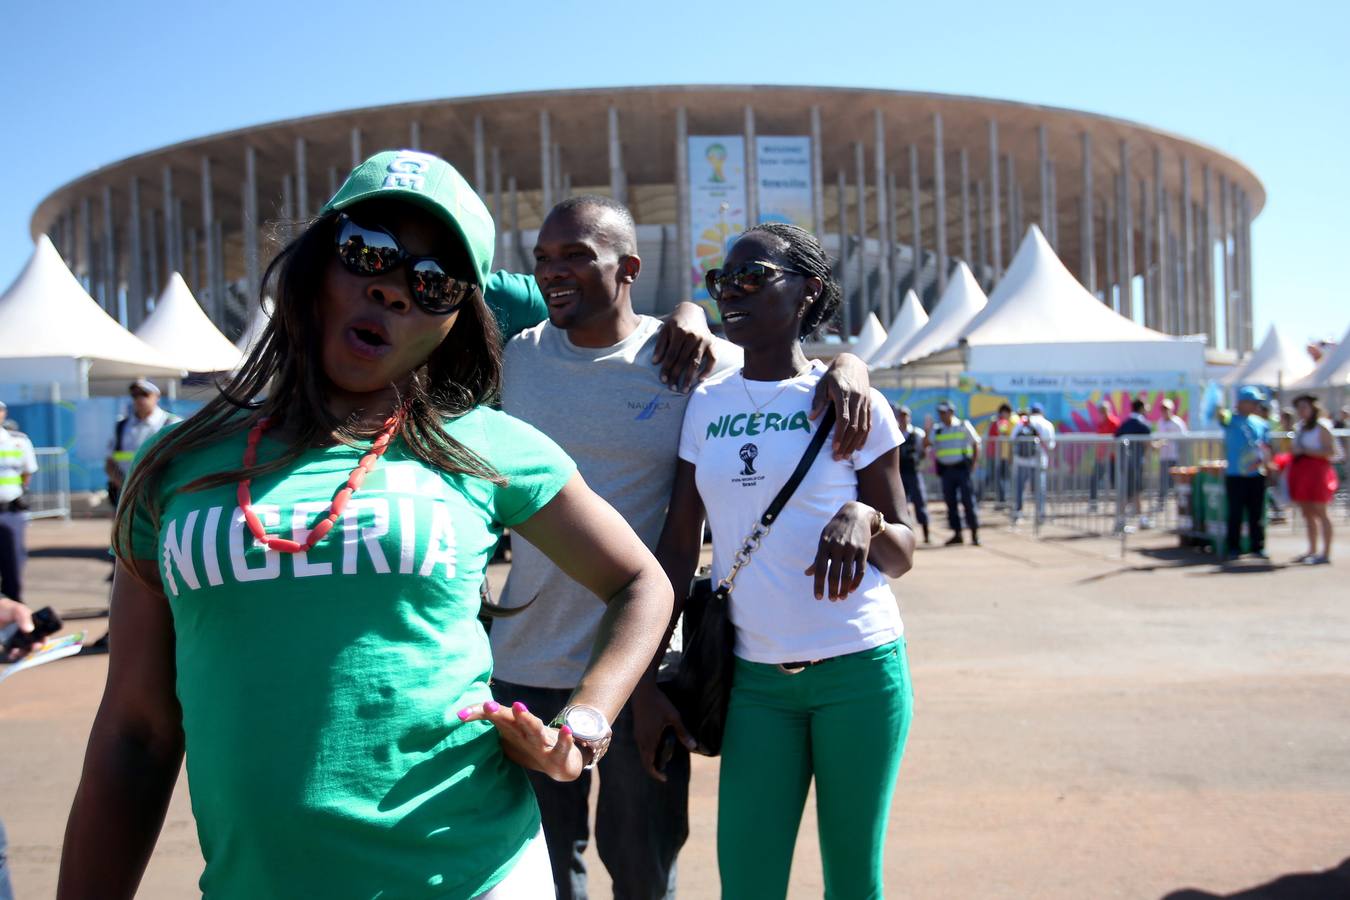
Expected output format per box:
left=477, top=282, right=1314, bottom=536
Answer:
left=491, top=195, right=870, bottom=900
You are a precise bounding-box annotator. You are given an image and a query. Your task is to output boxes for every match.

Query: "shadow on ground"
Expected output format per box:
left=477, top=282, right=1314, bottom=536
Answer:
left=30, top=546, right=111, bottom=561
left=1163, top=857, right=1350, bottom=899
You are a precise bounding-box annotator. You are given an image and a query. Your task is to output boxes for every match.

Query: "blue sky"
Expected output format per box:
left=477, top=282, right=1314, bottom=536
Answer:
left=3, top=0, right=1346, bottom=349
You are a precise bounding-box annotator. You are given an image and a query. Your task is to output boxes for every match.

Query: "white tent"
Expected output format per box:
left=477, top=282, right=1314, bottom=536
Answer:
left=1221, top=324, right=1314, bottom=388
left=886, top=261, right=987, bottom=367
left=917, top=226, right=1204, bottom=374
left=0, top=236, right=182, bottom=395
left=1291, top=323, right=1350, bottom=390
left=236, top=295, right=274, bottom=355
left=866, top=291, right=928, bottom=367
left=852, top=312, right=886, bottom=361
left=135, top=272, right=243, bottom=373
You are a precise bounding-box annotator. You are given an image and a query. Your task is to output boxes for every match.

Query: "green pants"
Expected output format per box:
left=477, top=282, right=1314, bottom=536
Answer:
left=717, top=639, right=913, bottom=899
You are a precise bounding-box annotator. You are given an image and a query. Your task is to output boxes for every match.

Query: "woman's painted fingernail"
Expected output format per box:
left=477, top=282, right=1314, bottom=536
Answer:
left=512, top=701, right=529, bottom=714
left=483, top=700, right=501, bottom=714
left=558, top=725, right=573, bottom=738
left=457, top=708, right=472, bottom=721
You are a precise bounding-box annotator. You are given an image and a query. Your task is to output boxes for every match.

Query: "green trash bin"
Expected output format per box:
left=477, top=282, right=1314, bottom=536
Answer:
left=1198, top=468, right=1265, bottom=556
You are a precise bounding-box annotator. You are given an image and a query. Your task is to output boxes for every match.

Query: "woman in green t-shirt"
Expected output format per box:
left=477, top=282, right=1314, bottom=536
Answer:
left=58, top=152, right=673, bottom=900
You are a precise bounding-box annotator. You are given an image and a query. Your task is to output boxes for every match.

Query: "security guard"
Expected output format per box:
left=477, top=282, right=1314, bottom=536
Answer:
left=0, top=402, right=38, bottom=602
left=896, top=405, right=931, bottom=544
left=932, top=400, right=982, bottom=545
left=105, top=379, right=180, bottom=508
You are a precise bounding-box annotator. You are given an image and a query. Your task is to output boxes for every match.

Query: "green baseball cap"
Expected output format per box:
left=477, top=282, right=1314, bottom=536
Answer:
left=321, top=150, right=495, bottom=287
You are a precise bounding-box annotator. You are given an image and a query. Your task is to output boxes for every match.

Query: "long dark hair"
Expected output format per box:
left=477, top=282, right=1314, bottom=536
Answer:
left=112, top=208, right=504, bottom=564
left=1293, top=393, right=1322, bottom=428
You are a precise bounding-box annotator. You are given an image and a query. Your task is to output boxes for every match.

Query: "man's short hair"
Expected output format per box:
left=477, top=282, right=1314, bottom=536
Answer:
left=1131, top=398, right=1146, bottom=413
left=547, top=195, right=637, bottom=256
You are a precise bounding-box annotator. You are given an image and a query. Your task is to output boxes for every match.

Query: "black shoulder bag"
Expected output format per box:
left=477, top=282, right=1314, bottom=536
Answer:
left=666, top=406, right=836, bottom=756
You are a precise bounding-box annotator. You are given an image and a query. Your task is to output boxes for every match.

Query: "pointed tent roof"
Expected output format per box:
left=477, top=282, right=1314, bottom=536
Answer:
left=960, top=226, right=1172, bottom=347
left=236, top=294, right=275, bottom=355
left=135, top=272, right=243, bottom=373
left=867, top=291, right=928, bottom=367
left=0, top=236, right=182, bottom=379
left=889, top=261, right=988, bottom=366
left=1292, top=323, right=1350, bottom=390
left=1221, top=324, right=1315, bottom=387
left=852, top=312, right=886, bottom=361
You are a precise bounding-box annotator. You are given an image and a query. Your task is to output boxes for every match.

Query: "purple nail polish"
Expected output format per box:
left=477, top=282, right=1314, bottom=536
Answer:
left=512, top=701, right=529, bottom=714
left=457, top=708, right=471, bottom=721
left=484, top=700, right=501, bottom=714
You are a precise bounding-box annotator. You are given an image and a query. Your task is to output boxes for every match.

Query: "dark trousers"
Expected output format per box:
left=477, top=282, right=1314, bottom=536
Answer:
left=0, top=510, right=27, bottom=602
left=900, top=465, right=928, bottom=528
left=1225, top=475, right=1266, bottom=554
left=492, top=680, right=690, bottom=900
left=939, top=461, right=979, bottom=534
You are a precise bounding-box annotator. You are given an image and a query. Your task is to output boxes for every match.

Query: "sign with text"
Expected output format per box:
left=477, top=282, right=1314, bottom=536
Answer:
left=755, top=136, right=814, bottom=229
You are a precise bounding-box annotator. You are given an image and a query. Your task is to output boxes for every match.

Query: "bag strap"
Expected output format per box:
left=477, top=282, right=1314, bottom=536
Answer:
left=718, top=405, right=837, bottom=595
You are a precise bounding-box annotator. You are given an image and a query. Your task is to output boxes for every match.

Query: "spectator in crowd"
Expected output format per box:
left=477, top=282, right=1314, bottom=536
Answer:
left=896, top=406, right=930, bottom=544
left=1288, top=394, right=1338, bottom=565
left=1089, top=399, right=1120, bottom=509
left=1215, top=386, right=1273, bottom=562
left=1010, top=403, right=1056, bottom=527
left=1154, top=397, right=1188, bottom=509
left=932, top=401, right=982, bottom=546
left=1114, top=397, right=1153, bottom=530
left=985, top=403, right=1015, bottom=508
left=58, top=150, right=675, bottom=900
left=490, top=196, right=872, bottom=900
left=104, top=380, right=180, bottom=509
left=656, top=222, right=916, bottom=900
left=0, top=401, right=37, bottom=605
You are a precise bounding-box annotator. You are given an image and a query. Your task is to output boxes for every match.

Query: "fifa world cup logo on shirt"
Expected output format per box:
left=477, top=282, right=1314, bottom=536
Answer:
left=739, top=443, right=759, bottom=476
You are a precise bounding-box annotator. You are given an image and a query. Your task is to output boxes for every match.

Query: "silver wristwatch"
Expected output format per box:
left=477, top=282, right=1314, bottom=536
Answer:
left=550, top=704, right=613, bottom=770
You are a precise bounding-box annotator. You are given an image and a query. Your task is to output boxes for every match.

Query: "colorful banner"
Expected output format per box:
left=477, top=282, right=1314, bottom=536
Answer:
left=965, top=371, right=1190, bottom=394
left=755, top=136, right=814, bottom=229
left=876, top=383, right=1197, bottom=435
left=688, top=135, right=748, bottom=322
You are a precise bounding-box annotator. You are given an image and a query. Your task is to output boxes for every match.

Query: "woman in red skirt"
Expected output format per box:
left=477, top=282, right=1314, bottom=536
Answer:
left=1288, top=393, right=1338, bottom=564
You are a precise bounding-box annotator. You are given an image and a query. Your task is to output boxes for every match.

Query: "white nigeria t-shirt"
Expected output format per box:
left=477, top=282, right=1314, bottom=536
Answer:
left=678, top=361, right=905, bottom=663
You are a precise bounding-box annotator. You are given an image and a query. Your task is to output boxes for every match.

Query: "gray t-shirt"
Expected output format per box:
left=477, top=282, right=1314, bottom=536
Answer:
left=490, top=315, right=742, bottom=688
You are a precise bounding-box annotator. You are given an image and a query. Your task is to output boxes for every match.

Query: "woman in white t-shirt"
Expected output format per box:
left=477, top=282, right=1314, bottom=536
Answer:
left=656, top=223, right=917, bottom=898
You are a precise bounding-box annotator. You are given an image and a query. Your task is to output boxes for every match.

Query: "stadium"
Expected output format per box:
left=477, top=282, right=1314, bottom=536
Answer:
left=28, top=85, right=1263, bottom=354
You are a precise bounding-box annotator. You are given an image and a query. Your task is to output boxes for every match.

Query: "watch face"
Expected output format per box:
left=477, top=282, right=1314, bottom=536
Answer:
left=564, top=706, right=607, bottom=741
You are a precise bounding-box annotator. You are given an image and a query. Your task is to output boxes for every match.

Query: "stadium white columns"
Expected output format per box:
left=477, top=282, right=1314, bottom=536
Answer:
left=887, top=170, right=899, bottom=317
left=810, top=106, right=825, bottom=239
left=201, top=156, right=217, bottom=318
left=933, top=112, right=948, bottom=296
left=508, top=176, right=522, bottom=270
left=1201, top=164, right=1213, bottom=346
left=295, top=137, right=309, bottom=220
left=409, top=120, right=421, bottom=151
left=975, top=180, right=986, bottom=276
left=959, top=148, right=971, bottom=264
left=674, top=106, right=690, bottom=304
left=853, top=141, right=867, bottom=320
left=1240, top=190, right=1253, bottom=352
left=1038, top=124, right=1049, bottom=233
left=1118, top=140, right=1133, bottom=319
left=161, top=166, right=176, bottom=275
left=145, top=208, right=159, bottom=301
left=474, top=117, right=486, bottom=195
left=836, top=167, right=850, bottom=336
left=908, top=143, right=920, bottom=303
left=1080, top=132, right=1094, bottom=293
left=874, top=110, right=891, bottom=319
left=988, top=120, right=1001, bottom=278
left=79, top=197, right=93, bottom=294
left=349, top=128, right=362, bottom=169
left=102, top=184, right=118, bottom=321
left=1220, top=174, right=1233, bottom=349
left=608, top=106, right=626, bottom=205
left=744, top=106, right=758, bottom=222
left=1141, top=177, right=1153, bottom=326
left=539, top=110, right=553, bottom=211
left=1005, top=155, right=1017, bottom=251
left=244, top=145, right=260, bottom=308
left=1047, top=160, right=1059, bottom=250
left=128, top=177, right=144, bottom=327
left=1181, top=157, right=1194, bottom=335
left=492, top=146, right=503, bottom=269
left=1153, top=148, right=1167, bottom=332
left=1104, top=194, right=1115, bottom=305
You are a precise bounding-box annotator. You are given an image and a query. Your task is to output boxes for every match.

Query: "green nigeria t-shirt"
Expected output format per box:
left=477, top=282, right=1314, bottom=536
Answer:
left=128, top=406, right=575, bottom=899
left=483, top=270, right=547, bottom=342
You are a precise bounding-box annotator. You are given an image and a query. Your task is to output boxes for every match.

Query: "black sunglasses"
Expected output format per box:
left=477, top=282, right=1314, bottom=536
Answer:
left=704, top=260, right=806, bottom=301
left=333, top=213, right=475, bottom=315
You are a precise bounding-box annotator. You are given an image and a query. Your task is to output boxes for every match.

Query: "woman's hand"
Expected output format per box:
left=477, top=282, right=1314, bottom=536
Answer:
left=653, top=302, right=718, bottom=392
left=804, top=501, right=875, bottom=601
left=458, top=700, right=585, bottom=782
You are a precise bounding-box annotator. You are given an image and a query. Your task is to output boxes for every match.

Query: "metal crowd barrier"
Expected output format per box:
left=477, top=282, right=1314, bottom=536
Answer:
left=26, top=447, right=71, bottom=520
left=919, top=430, right=1349, bottom=554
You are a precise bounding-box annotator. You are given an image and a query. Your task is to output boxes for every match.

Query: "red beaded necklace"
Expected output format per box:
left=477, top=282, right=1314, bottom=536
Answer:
left=236, top=413, right=401, bottom=554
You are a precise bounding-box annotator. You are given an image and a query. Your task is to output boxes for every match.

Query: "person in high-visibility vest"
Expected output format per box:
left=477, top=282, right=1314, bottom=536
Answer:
left=0, top=402, right=38, bottom=603
left=104, top=379, right=180, bottom=509
left=932, top=401, right=982, bottom=545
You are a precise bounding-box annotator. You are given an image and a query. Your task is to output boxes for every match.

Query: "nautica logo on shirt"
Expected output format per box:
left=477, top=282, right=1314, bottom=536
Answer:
left=158, top=496, right=457, bottom=596
left=705, top=411, right=811, bottom=440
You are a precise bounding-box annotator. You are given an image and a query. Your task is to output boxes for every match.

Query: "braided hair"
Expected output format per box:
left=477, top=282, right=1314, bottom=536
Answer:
left=742, top=222, right=840, bottom=339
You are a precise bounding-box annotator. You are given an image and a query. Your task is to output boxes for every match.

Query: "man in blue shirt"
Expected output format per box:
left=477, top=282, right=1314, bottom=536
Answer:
left=1216, top=386, right=1273, bottom=560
